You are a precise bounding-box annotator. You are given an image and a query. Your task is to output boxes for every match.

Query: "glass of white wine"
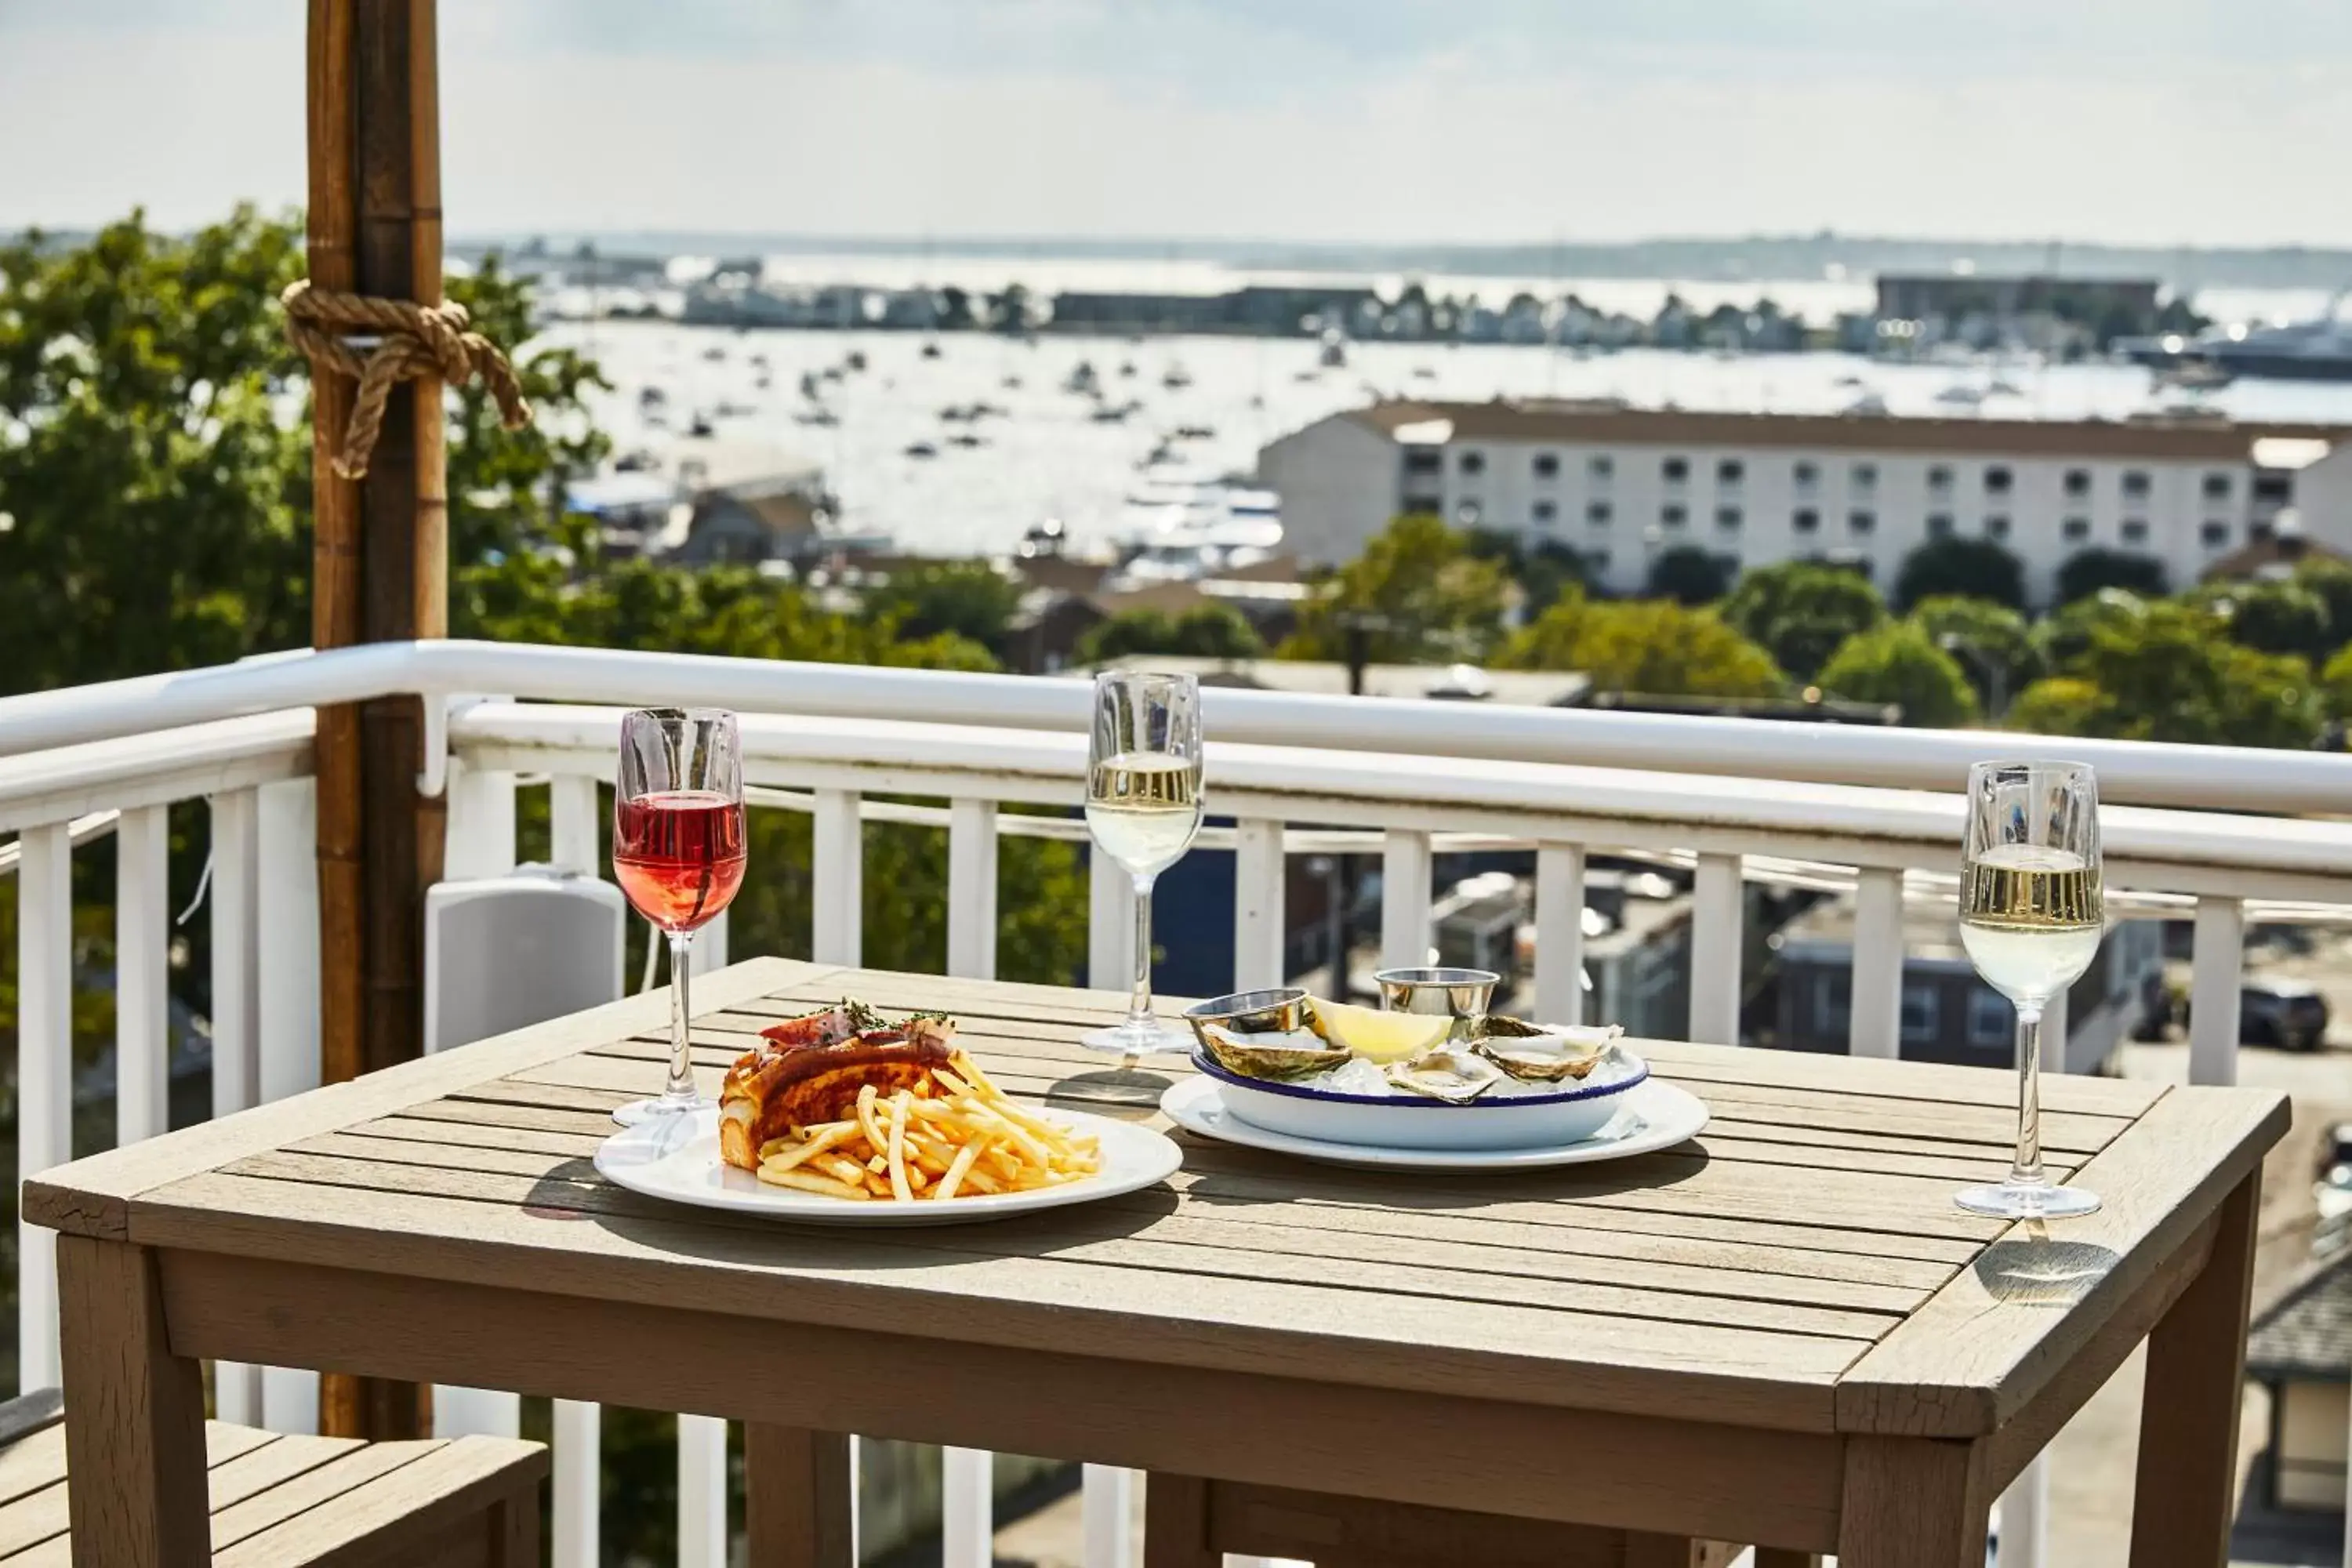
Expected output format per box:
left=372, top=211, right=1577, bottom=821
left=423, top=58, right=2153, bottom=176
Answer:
left=1082, top=670, right=1203, bottom=1056
left=1956, top=759, right=2104, bottom=1219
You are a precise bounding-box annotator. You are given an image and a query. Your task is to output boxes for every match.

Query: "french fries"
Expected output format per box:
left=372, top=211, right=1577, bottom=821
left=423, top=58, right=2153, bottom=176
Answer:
left=754, top=1048, right=1101, bottom=1201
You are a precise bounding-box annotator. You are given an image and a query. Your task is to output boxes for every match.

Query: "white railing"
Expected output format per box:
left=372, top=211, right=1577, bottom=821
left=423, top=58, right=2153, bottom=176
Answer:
left=11, top=641, right=2352, bottom=1568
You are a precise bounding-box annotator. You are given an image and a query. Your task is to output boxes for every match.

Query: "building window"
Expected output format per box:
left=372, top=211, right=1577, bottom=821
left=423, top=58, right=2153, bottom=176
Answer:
left=2063, top=469, right=2091, bottom=497
left=1456, top=500, right=1483, bottom=525
left=2063, top=517, right=2091, bottom=542
left=1403, top=492, right=1442, bottom=514
left=2255, top=473, right=2292, bottom=503
left=1662, top=456, right=1690, bottom=484
left=1926, top=514, right=1955, bottom=539
left=1792, top=508, right=1820, bottom=534
left=1588, top=501, right=1613, bottom=526
left=1533, top=452, right=1560, bottom=479
left=1849, top=510, right=1877, bottom=535
left=1661, top=504, right=1688, bottom=528
left=1718, top=459, right=1745, bottom=485
left=1969, top=988, right=2010, bottom=1048
left=1532, top=500, right=1558, bottom=524
left=2122, top=470, right=2151, bottom=499
left=1985, top=466, right=2013, bottom=495
left=1794, top=460, right=1820, bottom=486
left=2202, top=472, right=2232, bottom=500
left=1586, top=548, right=1611, bottom=572
left=1403, top=448, right=1442, bottom=475
left=2121, top=518, right=2149, bottom=544
left=1459, top=450, right=1486, bottom=476
left=2201, top=520, right=2230, bottom=547
left=1986, top=515, right=2012, bottom=539
left=1852, top=463, right=1878, bottom=491
left=1716, top=506, right=1742, bottom=531
left=1928, top=465, right=1954, bottom=492
left=1589, top=455, right=1614, bottom=481
left=1900, top=984, right=1940, bottom=1046
left=1816, top=973, right=1852, bottom=1038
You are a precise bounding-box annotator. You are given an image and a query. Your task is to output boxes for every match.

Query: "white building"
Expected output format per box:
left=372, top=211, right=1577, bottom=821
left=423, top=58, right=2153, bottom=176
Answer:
left=1261, top=400, right=2352, bottom=604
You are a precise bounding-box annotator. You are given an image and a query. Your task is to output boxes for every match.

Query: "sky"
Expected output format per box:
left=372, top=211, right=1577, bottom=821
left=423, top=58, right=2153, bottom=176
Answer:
left=3, top=0, right=2350, bottom=249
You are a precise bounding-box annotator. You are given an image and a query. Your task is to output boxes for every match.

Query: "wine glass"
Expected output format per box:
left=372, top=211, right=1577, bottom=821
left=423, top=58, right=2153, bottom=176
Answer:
left=1081, top=670, right=1203, bottom=1056
left=609, top=708, right=747, bottom=1126
left=1955, top=760, right=2103, bottom=1219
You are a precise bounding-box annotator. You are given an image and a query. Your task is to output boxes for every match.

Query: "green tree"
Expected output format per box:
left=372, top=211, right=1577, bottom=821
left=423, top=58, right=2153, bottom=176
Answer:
left=1817, top=622, right=1981, bottom=728
left=1907, top=596, right=2040, bottom=715
left=1891, top=536, right=2026, bottom=612
left=2013, top=600, right=2322, bottom=748
left=1281, top=514, right=1509, bottom=664
left=1464, top=530, right=1591, bottom=616
left=1498, top=591, right=1784, bottom=697
left=860, top=561, right=1027, bottom=652
left=1719, top=561, right=1887, bottom=681
left=2295, top=558, right=2352, bottom=647
left=2186, top=576, right=2336, bottom=661
left=1075, top=602, right=1265, bottom=666
left=1645, top=545, right=1737, bottom=605
left=2004, top=676, right=2111, bottom=738
left=2054, top=548, right=2169, bottom=605
left=2320, top=642, right=2352, bottom=721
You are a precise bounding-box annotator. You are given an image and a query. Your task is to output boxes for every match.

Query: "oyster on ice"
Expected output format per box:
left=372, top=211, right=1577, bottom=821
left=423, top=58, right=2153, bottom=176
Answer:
left=1474, top=1018, right=1624, bottom=1083
left=1198, top=1022, right=1346, bottom=1081
left=1384, top=1045, right=1506, bottom=1103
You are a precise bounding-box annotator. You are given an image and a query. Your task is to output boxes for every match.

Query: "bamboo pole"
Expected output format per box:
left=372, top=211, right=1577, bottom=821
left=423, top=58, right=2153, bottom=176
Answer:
left=311, top=0, right=441, bottom=1442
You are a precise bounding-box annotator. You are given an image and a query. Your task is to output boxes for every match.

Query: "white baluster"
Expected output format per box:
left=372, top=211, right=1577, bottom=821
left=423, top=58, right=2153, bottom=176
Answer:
left=443, top=757, right=518, bottom=878
left=1080, top=1464, right=1135, bottom=1568
left=553, top=1399, right=601, bottom=1568
left=550, top=773, right=602, bottom=874
left=16, top=821, right=71, bottom=1389
left=812, top=789, right=862, bottom=967
left=1232, top=818, right=1285, bottom=992
left=948, top=799, right=1000, bottom=981
left=1379, top=829, right=1433, bottom=971
left=1998, top=1463, right=2049, bottom=1568
left=942, top=1446, right=994, bottom=1568
left=256, top=777, right=320, bottom=1434
left=678, top=1414, right=727, bottom=1568
left=1534, top=844, right=1586, bottom=1025
left=1089, top=848, right=1134, bottom=992
left=2188, top=895, right=2244, bottom=1087
left=1847, top=866, right=1905, bottom=1059
left=114, top=804, right=171, bottom=1148
left=689, top=909, right=730, bottom=975
left=1687, top=852, right=1744, bottom=1045
left=208, top=790, right=264, bottom=1426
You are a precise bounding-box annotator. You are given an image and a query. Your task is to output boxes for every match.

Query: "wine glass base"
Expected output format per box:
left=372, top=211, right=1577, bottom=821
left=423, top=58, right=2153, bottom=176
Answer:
left=611, top=1093, right=717, bottom=1128
left=1079, top=1020, right=1194, bottom=1058
left=1955, top=1181, right=2101, bottom=1220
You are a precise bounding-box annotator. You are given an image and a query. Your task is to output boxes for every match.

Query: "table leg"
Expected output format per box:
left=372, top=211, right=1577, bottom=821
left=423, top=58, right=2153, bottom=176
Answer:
left=744, top=1423, right=855, bottom=1568
left=56, top=1237, right=209, bottom=1568
left=2128, top=1169, right=2261, bottom=1568
left=1751, top=1551, right=1820, bottom=1568
left=1835, top=1436, right=1990, bottom=1568
left=1142, top=1472, right=1217, bottom=1568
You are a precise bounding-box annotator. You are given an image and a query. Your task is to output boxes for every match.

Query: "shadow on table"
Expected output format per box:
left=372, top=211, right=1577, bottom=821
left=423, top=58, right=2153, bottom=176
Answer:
left=1040, top=1068, right=1175, bottom=1120
left=1970, top=1236, right=2121, bottom=1306
left=1166, top=1139, right=1711, bottom=1214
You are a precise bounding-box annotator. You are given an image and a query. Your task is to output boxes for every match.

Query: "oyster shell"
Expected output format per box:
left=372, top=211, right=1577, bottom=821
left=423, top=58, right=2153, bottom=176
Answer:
left=1384, top=1045, right=1506, bottom=1103
left=1198, top=1022, right=1346, bottom=1081
left=1474, top=1020, right=1624, bottom=1082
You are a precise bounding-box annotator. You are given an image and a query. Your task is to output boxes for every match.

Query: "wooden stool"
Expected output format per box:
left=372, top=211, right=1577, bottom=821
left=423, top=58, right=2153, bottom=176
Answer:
left=0, top=1388, right=546, bottom=1566
left=1143, top=1472, right=1821, bottom=1568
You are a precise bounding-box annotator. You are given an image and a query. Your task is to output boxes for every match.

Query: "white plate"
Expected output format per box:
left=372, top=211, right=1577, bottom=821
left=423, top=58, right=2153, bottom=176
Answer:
left=594, top=1105, right=1183, bottom=1225
left=1160, top=1076, right=1710, bottom=1171
left=1196, top=1051, right=1648, bottom=1150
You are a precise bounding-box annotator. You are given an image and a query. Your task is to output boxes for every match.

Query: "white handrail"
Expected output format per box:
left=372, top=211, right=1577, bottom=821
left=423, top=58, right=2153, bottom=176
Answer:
left=5, top=638, right=2352, bottom=811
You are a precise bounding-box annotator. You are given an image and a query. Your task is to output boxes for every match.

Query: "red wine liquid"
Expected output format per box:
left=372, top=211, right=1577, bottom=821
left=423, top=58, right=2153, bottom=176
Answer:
left=613, top=790, right=747, bottom=932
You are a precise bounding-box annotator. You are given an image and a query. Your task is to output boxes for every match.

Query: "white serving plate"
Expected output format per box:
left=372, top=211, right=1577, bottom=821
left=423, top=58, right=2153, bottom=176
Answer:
left=594, top=1105, right=1182, bottom=1226
left=1191, top=1051, right=1650, bottom=1150
left=1162, top=1076, right=1709, bottom=1172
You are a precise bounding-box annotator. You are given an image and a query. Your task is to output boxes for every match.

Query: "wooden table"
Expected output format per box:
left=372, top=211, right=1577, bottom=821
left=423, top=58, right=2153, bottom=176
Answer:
left=27, top=956, right=2287, bottom=1568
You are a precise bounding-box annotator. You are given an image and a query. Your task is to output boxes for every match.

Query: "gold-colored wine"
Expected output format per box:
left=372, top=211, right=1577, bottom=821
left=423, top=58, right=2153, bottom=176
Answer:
left=1959, top=844, right=2102, bottom=1002
left=1085, top=751, right=1202, bottom=877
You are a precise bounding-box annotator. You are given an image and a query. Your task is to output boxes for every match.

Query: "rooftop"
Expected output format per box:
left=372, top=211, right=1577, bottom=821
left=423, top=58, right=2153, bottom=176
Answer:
left=1342, top=398, right=2352, bottom=463
left=2248, top=1250, right=2352, bottom=1384
left=1775, top=891, right=1974, bottom=970
left=1083, top=655, right=1592, bottom=706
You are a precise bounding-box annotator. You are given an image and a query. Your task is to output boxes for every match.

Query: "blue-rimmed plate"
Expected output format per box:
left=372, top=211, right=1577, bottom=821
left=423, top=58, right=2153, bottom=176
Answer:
left=1189, top=1049, right=1651, bottom=1151
left=1161, top=1075, right=1708, bottom=1172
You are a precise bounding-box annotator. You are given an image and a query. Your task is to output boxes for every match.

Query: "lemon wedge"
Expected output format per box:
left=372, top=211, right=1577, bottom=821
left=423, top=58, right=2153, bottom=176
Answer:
left=1312, top=1000, right=1452, bottom=1063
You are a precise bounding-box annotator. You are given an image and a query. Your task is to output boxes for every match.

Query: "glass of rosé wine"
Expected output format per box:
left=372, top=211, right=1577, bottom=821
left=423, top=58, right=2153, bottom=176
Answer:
left=609, top=707, right=747, bottom=1125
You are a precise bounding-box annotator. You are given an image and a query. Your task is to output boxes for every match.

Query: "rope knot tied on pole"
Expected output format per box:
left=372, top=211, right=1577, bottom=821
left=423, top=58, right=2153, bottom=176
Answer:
left=281, top=279, right=532, bottom=480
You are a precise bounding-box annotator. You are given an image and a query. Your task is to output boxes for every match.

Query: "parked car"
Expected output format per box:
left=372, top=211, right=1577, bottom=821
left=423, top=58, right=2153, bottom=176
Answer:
left=2175, top=975, right=2332, bottom=1051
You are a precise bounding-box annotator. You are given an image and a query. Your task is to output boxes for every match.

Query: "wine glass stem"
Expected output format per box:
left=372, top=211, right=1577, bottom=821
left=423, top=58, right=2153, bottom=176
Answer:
left=2009, top=1003, right=2046, bottom=1189
left=666, top=931, right=696, bottom=1102
left=1127, top=873, right=1157, bottom=1035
